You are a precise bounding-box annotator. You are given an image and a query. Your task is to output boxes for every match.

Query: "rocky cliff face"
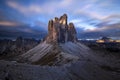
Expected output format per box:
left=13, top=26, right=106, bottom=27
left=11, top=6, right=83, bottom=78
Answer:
left=46, top=14, right=77, bottom=43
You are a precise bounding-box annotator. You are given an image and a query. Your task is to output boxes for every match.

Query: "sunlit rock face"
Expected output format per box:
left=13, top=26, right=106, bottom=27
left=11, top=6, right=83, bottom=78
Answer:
left=46, top=14, right=77, bottom=43
left=59, top=14, right=67, bottom=25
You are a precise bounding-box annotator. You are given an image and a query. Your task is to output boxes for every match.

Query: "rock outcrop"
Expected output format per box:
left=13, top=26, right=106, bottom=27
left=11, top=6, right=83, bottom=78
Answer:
left=0, top=37, right=39, bottom=60
left=46, top=14, right=77, bottom=43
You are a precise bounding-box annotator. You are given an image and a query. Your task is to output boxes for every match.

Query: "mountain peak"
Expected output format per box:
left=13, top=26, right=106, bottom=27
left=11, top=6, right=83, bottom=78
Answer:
left=19, top=14, right=85, bottom=66
left=46, top=14, right=77, bottom=43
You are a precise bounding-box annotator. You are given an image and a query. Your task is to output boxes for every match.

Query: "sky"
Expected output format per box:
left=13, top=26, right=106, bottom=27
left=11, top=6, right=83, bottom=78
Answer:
left=0, top=0, right=120, bottom=39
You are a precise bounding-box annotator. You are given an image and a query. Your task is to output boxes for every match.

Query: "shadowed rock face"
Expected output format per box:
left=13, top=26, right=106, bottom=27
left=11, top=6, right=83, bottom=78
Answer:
left=46, top=14, right=77, bottom=43
left=68, top=23, right=77, bottom=42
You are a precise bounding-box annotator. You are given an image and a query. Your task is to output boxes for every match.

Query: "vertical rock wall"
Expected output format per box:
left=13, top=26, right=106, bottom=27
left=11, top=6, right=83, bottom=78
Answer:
left=46, top=14, right=77, bottom=43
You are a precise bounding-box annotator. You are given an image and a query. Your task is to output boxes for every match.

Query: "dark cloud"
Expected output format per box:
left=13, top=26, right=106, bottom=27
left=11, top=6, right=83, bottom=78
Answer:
left=95, top=21, right=110, bottom=27
left=77, top=22, right=120, bottom=39
left=0, top=21, right=47, bottom=39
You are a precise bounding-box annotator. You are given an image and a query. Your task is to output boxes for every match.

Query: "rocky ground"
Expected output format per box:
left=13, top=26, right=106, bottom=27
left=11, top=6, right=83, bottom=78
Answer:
left=0, top=41, right=120, bottom=80
left=0, top=37, right=39, bottom=61
left=88, top=42, right=120, bottom=74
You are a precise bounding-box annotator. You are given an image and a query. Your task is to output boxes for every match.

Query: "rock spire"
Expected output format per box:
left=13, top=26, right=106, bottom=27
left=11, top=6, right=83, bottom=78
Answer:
left=46, top=14, right=77, bottom=43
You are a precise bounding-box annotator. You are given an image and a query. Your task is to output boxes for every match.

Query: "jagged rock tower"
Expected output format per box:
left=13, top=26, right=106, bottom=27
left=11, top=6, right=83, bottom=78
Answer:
left=46, top=14, right=77, bottom=43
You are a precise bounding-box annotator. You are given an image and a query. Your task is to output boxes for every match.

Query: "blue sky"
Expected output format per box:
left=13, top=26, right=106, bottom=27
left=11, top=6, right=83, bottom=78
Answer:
left=0, top=0, right=120, bottom=39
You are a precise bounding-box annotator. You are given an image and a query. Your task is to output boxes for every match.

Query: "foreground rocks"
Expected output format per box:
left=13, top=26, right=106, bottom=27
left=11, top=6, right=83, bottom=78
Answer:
left=0, top=59, right=120, bottom=80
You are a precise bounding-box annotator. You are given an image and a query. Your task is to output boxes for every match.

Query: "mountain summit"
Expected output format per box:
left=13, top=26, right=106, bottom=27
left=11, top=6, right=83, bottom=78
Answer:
left=46, top=14, right=77, bottom=43
left=19, top=14, right=91, bottom=66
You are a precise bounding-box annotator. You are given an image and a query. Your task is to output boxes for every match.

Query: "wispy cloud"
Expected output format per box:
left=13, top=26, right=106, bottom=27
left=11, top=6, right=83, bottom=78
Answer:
left=6, top=0, right=75, bottom=15
left=0, top=21, right=25, bottom=26
left=7, top=1, right=42, bottom=15
left=0, top=20, right=47, bottom=38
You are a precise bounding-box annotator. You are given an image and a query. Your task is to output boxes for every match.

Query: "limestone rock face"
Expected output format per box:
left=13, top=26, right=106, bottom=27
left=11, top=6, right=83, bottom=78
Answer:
left=68, top=23, right=77, bottom=42
left=59, top=14, right=67, bottom=25
left=46, top=14, right=77, bottom=43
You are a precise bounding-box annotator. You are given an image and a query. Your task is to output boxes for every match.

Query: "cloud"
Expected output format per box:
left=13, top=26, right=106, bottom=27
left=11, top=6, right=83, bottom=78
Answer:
left=7, top=1, right=42, bottom=15
left=94, top=14, right=120, bottom=28
left=0, top=21, right=24, bottom=26
left=102, top=14, right=120, bottom=22
left=6, top=0, right=75, bottom=16
left=70, top=19, right=82, bottom=23
left=0, top=20, right=47, bottom=39
left=78, top=22, right=120, bottom=39
left=86, top=21, right=120, bottom=32
left=73, top=12, right=120, bottom=32
left=34, top=21, right=47, bottom=30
